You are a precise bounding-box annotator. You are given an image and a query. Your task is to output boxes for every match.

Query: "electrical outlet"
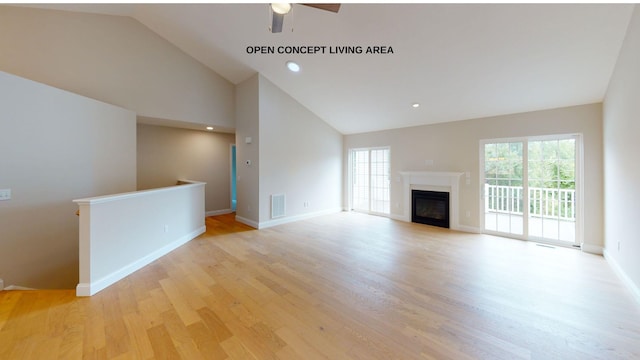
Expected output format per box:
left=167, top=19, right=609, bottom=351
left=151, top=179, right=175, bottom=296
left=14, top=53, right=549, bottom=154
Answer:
left=0, top=189, right=11, bottom=201
left=164, top=225, right=169, bottom=233
left=618, top=241, right=620, bottom=251
left=465, top=210, right=471, bottom=218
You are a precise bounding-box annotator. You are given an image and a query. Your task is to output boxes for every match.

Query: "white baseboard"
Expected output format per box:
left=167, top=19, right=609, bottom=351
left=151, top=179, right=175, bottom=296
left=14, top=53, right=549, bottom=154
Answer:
left=235, top=208, right=343, bottom=230
left=206, top=209, right=233, bottom=217
left=389, top=214, right=409, bottom=222
left=235, top=215, right=258, bottom=229
left=454, top=225, right=482, bottom=234
left=258, top=207, right=343, bottom=229
left=4, top=285, right=36, bottom=290
left=76, top=226, right=206, bottom=297
left=581, top=243, right=604, bottom=255
left=388, top=214, right=481, bottom=234
left=604, top=249, right=640, bottom=306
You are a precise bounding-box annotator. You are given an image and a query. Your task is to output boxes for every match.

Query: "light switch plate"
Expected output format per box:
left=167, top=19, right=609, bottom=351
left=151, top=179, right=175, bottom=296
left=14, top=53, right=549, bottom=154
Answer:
left=0, top=189, right=11, bottom=201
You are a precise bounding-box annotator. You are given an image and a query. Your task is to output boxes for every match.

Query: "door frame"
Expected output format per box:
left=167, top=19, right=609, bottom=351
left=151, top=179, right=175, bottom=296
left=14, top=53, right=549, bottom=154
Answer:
left=230, top=144, right=237, bottom=211
left=347, top=146, right=391, bottom=216
left=479, top=133, right=583, bottom=248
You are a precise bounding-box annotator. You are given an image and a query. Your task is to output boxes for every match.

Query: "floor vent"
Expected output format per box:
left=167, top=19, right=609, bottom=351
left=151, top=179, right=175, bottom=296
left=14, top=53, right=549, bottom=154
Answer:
left=271, top=194, right=286, bottom=219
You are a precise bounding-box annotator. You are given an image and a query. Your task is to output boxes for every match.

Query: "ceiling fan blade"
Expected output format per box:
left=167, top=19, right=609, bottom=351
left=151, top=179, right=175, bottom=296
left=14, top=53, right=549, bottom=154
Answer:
left=271, top=12, right=284, bottom=33
left=302, top=4, right=341, bottom=13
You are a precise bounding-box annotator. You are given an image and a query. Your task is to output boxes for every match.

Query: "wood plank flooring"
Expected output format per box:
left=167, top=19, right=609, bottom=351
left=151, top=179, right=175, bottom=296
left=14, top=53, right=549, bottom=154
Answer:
left=1, top=212, right=639, bottom=359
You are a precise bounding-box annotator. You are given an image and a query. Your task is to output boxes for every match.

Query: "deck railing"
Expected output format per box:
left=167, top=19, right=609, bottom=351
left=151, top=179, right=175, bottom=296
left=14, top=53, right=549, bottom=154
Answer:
left=484, top=184, right=575, bottom=221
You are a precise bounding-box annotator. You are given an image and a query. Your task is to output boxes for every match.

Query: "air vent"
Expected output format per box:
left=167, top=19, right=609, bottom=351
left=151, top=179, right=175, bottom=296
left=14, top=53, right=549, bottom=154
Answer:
left=271, top=194, right=286, bottom=219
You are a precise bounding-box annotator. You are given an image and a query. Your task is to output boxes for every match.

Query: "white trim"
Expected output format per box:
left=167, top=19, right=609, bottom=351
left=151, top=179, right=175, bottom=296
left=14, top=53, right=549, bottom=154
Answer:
left=75, top=283, right=91, bottom=296
left=4, top=285, right=36, bottom=290
left=258, top=208, right=343, bottom=229
left=479, top=134, right=583, bottom=246
left=0, top=278, right=3, bottom=291
left=455, top=225, right=482, bottom=234
left=399, top=171, right=463, bottom=230
left=391, top=212, right=480, bottom=234
left=604, top=249, right=640, bottom=306
left=580, top=243, right=603, bottom=255
left=235, top=215, right=259, bottom=228
left=230, top=144, right=237, bottom=211
left=76, top=226, right=205, bottom=297
left=206, top=209, right=233, bottom=217
left=348, top=147, right=392, bottom=215
left=74, top=180, right=206, bottom=205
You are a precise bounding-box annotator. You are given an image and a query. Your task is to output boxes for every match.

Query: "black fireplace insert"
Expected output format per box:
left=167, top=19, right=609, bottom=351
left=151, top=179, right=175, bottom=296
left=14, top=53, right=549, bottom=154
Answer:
left=412, top=190, right=450, bottom=228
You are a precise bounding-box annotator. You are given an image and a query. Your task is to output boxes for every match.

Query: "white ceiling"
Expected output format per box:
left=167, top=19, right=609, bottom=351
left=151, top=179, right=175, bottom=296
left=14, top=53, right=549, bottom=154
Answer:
left=23, top=3, right=635, bottom=134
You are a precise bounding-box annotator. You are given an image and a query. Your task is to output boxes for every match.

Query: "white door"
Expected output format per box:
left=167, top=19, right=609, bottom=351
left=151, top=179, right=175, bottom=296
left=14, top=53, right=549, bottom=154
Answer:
left=527, top=138, right=578, bottom=243
left=483, top=141, right=524, bottom=236
left=482, top=135, right=580, bottom=246
left=351, top=148, right=390, bottom=215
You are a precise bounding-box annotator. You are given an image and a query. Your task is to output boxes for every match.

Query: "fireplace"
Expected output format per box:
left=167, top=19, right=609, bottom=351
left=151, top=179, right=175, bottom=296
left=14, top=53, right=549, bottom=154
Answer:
left=400, top=171, right=462, bottom=230
left=412, top=190, right=450, bottom=228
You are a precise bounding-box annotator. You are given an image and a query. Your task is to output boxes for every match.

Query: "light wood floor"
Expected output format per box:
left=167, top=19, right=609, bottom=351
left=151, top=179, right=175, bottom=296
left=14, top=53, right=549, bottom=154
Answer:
left=1, top=212, right=639, bottom=359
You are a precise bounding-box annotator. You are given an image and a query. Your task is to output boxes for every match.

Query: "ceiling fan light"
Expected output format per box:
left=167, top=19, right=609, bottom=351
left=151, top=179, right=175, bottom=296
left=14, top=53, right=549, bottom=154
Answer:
left=271, top=3, right=292, bottom=15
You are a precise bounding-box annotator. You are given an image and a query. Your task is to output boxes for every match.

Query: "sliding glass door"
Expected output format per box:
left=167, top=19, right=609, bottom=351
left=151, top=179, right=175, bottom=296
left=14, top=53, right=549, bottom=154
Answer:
left=528, top=138, right=577, bottom=242
left=351, top=147, right=390, bottom=215
left=482, top=135, right=580, bottom=245
left=484, top=141, right=524, bottom=236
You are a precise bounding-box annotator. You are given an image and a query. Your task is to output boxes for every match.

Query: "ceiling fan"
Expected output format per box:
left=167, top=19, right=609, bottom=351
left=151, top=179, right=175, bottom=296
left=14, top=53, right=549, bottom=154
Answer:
left=270, top=3, right=341, bottom=33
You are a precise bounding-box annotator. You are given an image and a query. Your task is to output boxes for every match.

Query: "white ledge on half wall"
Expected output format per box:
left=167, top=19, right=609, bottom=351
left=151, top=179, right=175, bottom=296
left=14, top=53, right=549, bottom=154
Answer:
left=399, top=171, right=464, bottom=231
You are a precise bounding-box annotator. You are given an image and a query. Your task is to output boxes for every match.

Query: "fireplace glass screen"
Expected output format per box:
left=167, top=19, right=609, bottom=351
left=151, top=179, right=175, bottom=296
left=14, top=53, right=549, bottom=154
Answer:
left=412, top=190, right=450, bottom=228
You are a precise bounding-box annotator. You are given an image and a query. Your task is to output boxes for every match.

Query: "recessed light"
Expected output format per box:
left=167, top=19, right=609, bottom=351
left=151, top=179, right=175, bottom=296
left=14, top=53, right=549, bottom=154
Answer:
left=412, top=103, right=420, bottom=108
left=286, top=61, right=300, bottom=72
left=206, top=126, right=214, bottom=131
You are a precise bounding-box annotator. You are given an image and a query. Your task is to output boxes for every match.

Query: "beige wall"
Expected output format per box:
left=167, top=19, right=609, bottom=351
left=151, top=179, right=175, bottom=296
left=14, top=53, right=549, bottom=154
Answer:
left=0, top=71, right=136, bottom=289
left=235, top=74, right=260, bottom=224
left=603, top=6, right=640, bottom=293
left=137, top=124, right=236, bottom=214
left=233, top=74, right=343, bottom=227
left=258, top=75, right=343, bottom=224
left=0, top=6, right=234, bottom=129
left=344, top=103, right=603, bottom=248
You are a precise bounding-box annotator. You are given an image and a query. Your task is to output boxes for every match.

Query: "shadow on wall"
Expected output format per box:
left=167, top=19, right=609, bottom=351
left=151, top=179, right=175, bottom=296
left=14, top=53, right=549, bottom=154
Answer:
left=0, top=202, right=80, bottom=289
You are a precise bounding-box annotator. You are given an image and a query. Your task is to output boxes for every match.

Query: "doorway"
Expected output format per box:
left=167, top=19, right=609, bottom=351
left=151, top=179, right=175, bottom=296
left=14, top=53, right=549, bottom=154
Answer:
left=481, top=135, right=581, bottom=246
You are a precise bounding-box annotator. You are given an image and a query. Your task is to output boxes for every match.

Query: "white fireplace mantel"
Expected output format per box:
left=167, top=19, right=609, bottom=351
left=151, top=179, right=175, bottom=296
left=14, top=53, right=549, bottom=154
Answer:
left=399, top=171, right=463, bottom=230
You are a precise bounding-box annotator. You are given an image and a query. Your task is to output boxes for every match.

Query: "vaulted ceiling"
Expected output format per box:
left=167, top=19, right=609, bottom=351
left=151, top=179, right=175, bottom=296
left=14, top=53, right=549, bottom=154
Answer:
left=21, top=3, right=635, bottom=134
